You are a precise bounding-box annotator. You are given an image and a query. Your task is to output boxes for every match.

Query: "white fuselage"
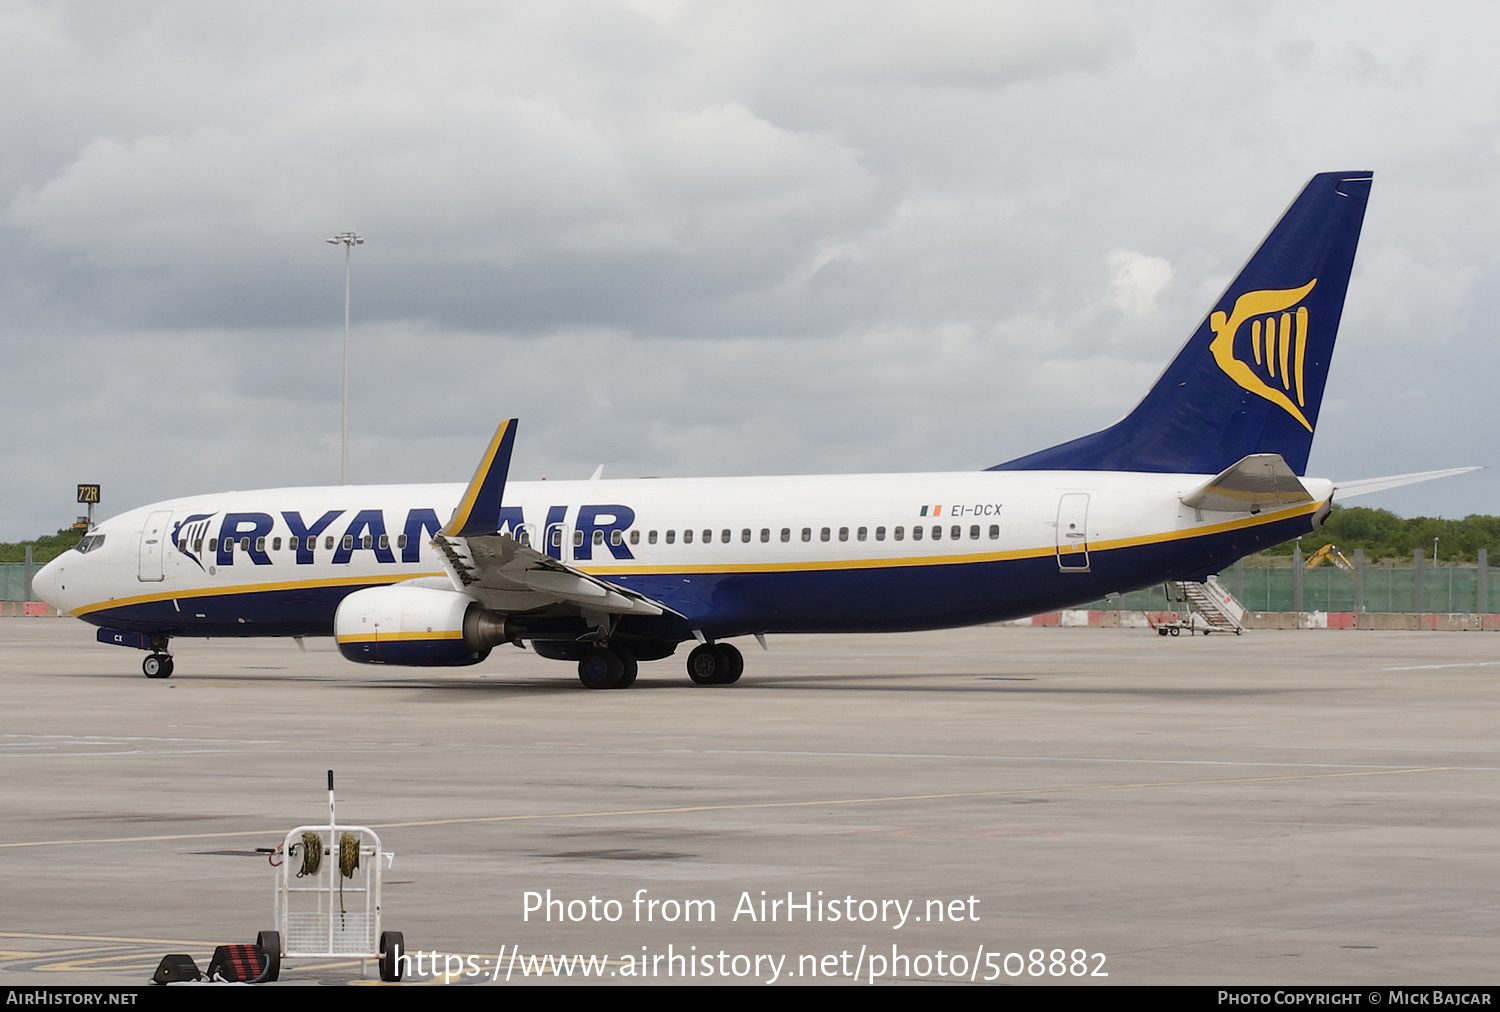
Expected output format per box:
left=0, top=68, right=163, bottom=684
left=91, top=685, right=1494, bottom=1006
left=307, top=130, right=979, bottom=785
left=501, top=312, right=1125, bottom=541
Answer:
left=34, top=469, right=1330, bottom=642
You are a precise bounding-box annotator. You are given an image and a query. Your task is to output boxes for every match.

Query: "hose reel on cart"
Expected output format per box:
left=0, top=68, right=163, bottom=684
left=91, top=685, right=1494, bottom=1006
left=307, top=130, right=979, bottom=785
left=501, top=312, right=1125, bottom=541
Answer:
left=258, top=771, right=407, bottom=982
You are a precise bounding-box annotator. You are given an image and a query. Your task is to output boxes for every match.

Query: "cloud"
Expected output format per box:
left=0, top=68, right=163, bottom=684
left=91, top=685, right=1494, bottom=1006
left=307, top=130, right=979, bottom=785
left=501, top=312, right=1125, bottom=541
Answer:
left=3, top=1, right=1500, bottom=540
left=1105, top=248, right=1173, bottom=316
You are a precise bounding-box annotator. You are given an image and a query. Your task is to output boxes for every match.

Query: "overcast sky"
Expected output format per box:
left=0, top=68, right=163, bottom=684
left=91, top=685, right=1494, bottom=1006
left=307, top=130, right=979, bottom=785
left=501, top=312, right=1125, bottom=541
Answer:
left=2, top=1, right=1496, bottom=541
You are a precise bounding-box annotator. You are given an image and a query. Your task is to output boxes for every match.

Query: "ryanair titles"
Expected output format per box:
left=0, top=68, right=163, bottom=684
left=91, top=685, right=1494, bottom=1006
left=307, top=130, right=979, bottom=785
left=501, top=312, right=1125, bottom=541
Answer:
left=172, top=504, right=637, bottom=568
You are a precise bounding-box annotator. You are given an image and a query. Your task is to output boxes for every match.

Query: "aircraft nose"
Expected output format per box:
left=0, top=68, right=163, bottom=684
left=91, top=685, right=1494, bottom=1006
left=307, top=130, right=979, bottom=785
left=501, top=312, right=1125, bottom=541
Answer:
left=31, top=555, right=66, bottom=611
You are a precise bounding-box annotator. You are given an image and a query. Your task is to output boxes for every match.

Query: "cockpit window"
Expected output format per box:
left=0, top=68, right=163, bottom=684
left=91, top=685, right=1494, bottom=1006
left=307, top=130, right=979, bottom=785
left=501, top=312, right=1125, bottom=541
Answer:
left=73, top=534, right=106, bottom=554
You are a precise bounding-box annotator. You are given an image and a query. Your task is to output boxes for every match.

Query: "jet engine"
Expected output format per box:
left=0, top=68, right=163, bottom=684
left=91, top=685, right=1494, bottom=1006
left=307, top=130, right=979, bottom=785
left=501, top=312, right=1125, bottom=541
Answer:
left=334, top=585, right=511, bottom=666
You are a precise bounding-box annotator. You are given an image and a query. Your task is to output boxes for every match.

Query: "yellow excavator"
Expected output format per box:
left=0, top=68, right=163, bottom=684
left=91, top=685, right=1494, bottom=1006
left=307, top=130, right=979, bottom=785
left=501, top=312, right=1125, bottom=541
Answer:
left=1304, top=544, right=1355, bottom=571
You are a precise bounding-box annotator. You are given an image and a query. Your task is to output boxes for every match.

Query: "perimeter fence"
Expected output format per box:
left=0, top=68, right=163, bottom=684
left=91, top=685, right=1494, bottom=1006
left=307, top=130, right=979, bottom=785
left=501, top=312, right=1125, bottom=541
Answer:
left=1087, top=549, right=1495, bottom=614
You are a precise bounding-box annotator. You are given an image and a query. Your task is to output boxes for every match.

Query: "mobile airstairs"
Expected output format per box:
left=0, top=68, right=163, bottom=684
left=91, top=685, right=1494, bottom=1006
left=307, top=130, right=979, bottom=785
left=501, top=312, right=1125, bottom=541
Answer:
left=1151, top=575, right=1246, bottom=636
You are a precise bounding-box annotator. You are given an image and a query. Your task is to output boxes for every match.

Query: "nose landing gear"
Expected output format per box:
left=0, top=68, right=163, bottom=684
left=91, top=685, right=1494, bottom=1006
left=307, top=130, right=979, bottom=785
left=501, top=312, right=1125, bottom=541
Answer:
left=143, top=652, right=175, bottom=678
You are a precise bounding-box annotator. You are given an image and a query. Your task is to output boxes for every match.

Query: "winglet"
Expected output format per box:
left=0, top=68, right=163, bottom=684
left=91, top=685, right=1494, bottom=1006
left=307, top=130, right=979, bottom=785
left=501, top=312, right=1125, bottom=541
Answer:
left=442, top=419, right=518, bottom=538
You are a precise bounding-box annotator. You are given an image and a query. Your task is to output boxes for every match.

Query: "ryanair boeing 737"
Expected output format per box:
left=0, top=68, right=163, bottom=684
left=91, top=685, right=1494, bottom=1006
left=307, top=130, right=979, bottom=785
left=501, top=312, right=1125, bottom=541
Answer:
left=31, top=171, right=1470, bottom=688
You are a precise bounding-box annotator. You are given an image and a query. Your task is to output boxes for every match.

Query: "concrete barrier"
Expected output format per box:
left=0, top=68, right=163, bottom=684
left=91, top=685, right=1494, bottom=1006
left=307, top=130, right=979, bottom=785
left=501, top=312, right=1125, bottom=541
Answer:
left=0, top=602, right=60, bottom=617
left=1009, top=610, right=1500, bottom=631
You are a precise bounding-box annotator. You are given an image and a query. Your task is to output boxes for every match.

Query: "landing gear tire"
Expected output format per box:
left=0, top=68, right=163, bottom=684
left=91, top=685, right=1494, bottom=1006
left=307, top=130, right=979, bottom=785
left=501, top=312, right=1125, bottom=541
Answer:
left=687, top=643, right=720, bottom=684
left=378, top=930, right=405, bottom=982
left=717, top=643, right=743, bottom=684
left=687, top=643, right=742, bottom=685
left=255, top=930, right=281, bottom=983
left=578, top=648, right=624, bottom=690
left=614, top=652, right=639, bottom=689
left=143, top=653, right=174, bottom=678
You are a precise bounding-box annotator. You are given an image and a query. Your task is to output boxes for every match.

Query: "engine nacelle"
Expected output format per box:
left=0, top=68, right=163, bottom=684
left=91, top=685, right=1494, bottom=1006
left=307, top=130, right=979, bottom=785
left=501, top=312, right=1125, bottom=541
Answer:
left=334, top=585, right=510, bottom=666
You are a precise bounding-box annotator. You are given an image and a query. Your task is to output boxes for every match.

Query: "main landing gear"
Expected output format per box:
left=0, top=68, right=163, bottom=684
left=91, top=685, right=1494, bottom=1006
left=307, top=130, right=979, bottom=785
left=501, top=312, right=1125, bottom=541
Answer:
left=687, top=642, right=742, bottom=685
left=576, top=647, right=639, bottom=690
left=573, top=642, right=746, bottom=688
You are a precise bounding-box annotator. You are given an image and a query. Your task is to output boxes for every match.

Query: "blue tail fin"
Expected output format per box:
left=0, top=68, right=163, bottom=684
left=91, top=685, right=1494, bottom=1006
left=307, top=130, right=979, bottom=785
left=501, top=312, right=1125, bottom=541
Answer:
left=993, top=171, right=1372, bottom=476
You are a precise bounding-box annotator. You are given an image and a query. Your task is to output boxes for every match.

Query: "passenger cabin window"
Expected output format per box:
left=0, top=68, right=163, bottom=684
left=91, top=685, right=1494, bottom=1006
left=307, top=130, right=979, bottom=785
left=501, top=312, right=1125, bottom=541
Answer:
left=875, top=527, right=885, bottom=541
left=611, top=530, right=623, bottom=546
left=702, top=529, right=712, bottom=544
left=342, top=535, right=353, bottom=550
left=894, top=526, right=904, bottom=541
left=969, top=525, right=979, bottom=540
left=551, top=529, right=562, bottom=548
left=256, top=537, right=266, bottom=552
left=740, top=529, right=750, bottom=543
left=241, top=537, right=251, bottom=552
left=820, top=528, right=830, bottom=542
left=989, top=524, right=1000, bottom=539
left=649, top=531, right=658, bottom=545
left=838, top=527, right=848, bottom=542
left=760, top=529, right=770, bottom=543
left=209, top=538, right=218, bottom=552
left=666, top=530, right=676, bottom=544
left=684, top=530, right=694, bottom=544
left=194, top=539, right=204, bottom=553
left=362, top=535, right=372, bottom=549
left=801, top=528, right=811, bottom=542
left=398, top=534, right=408, bottom=549
left=325, top=536, right=335, bottom=550
left=379, top=534, right=389, bottom=550
left=781, top=528, right=790, bottom=543
left=593, top=530, right=604, bottom=546
left=912, top=526, right=922, bottom=541
left=931, top=526, right=942, bottom=541
left=574, top=531, right=584, bottom=547
left=857, top=527, right=867, bottom=541
left=950, top=525, right=960, bottom=540
left=629, top=531, right=640, bottom=545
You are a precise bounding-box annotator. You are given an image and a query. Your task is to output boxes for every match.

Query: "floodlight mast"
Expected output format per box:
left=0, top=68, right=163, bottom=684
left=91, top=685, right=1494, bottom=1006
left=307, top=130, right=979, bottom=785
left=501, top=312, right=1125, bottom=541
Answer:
left=326, top=231, right=364, bottom=485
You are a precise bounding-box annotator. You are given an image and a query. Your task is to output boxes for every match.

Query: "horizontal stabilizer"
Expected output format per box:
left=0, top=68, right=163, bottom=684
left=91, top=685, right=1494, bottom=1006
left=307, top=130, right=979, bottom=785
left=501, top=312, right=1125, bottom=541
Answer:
left=1334, top=466, right=1481, bottom=500
left=1181, top=453, right=1313, bottom=513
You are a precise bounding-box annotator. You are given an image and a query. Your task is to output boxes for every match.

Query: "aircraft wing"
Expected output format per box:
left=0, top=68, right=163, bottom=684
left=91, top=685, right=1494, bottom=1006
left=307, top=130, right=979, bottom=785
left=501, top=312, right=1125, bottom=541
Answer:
left=432, top=420, right=677, bottom=618
left=1333, top=466, right=1481, bottom=500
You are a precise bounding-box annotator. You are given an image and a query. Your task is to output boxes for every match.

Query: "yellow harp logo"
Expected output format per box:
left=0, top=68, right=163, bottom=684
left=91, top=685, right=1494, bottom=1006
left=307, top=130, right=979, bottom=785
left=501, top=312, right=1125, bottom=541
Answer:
left=1208, top=279, right=1318, bottom=432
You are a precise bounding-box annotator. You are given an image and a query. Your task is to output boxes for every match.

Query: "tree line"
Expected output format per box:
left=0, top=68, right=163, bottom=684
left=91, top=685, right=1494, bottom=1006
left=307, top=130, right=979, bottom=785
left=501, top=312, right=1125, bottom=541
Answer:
left=1259, top=506, right=1500, bottom=564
